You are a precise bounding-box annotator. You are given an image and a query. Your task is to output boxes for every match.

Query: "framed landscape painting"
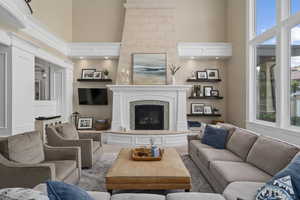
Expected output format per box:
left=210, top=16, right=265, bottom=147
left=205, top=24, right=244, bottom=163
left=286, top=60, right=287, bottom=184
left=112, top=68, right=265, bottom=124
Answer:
left=132, top=53, right=167, bottom=85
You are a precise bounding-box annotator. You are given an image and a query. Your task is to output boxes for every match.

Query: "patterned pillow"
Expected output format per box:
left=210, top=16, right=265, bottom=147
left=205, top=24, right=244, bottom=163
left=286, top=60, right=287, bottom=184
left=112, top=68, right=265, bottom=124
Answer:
left=256, top=176, right=296, bottom=200
left=0, top=188, right=49, bottom=200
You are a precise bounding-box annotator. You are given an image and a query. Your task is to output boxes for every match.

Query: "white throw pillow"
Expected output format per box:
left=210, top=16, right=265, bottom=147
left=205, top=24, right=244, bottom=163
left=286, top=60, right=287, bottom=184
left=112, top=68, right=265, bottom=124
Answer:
left=0, top=188, right=49, bottom=200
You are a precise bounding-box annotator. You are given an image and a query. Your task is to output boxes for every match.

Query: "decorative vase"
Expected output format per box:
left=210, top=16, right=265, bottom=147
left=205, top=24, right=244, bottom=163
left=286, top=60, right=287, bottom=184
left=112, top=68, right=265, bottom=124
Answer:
left=171, top=75, right=176, bottom=85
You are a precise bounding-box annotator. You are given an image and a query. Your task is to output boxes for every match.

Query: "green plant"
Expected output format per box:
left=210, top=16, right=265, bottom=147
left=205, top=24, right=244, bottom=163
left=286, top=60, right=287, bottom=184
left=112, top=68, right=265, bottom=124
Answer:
left=291, top=80, right=300, bottom=93
left=168, top=64, right=182, bottom=75
left=103, top=70, right=109, bottom=76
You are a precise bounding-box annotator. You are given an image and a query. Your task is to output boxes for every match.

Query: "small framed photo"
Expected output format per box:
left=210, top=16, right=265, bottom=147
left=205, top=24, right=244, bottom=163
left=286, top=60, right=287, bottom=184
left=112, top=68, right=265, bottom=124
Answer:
left=93, top=71, right=102, bottom=79
left=207, top=69, right=219, bottom=80
left=77, top=117, right=93, bottom=130
left=204, top=105, right=213, bottom=115
left=211, top=90, right=219, bottom=97
left=191, top=103, right=204, bottom=114
left=81, top=69, right=96, bottom=79
left=203, top=86, right=213, bottom=97
left=197, top=71, right=208, bottom=79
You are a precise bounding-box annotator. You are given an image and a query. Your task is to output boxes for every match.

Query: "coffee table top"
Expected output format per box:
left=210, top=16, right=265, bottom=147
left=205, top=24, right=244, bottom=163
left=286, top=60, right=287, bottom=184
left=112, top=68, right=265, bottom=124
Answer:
left=106, top=148, right=191, bottom=185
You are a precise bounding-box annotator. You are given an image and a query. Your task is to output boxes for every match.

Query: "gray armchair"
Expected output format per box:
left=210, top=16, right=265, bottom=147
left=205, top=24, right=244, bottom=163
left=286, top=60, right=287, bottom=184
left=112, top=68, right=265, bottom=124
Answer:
left=46, top=123, right=101, bottom=168
left=0, top=131, right=81, bottom=189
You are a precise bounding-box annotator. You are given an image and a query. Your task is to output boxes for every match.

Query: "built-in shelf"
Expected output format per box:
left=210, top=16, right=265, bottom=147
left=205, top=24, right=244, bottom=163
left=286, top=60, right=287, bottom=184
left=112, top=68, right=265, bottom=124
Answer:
left=188, top=96, right=224, bottom=100
left=77, top=79, right=113, bottom=82
left=187, top=79, right=222, bottom=83
left=187, top=114, right=222, bottom=117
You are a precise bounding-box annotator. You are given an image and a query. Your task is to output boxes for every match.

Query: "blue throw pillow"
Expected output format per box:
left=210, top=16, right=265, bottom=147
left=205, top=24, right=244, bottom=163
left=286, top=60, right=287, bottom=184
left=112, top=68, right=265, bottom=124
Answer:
left=256, top=176, right=296, bottom=200
left=268, top=154, right=300, bottom=200
left=202, top=125, right=228, bottom=149
left=46, top=181, right=94, bottom=200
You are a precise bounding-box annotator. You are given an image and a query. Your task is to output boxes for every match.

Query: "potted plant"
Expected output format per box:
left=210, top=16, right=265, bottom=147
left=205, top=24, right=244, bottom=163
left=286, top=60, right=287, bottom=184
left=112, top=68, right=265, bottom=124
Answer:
left=168, top=64, right=182, bottom=85
left=103, top=69, right=109, bottom=79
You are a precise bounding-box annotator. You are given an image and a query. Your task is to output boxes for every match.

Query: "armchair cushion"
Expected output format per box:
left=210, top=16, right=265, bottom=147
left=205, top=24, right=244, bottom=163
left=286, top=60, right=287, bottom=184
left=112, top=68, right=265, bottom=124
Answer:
left=42, top=160, right=77, bottom=181
left=56, top=123, right=79, bottom=140
left=7, top=131, right=45, bottom=164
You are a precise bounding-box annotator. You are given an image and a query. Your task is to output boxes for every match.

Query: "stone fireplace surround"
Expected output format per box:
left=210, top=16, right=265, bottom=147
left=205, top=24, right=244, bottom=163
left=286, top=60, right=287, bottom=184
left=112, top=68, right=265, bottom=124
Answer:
left=107, top=85, right=191, bottom=132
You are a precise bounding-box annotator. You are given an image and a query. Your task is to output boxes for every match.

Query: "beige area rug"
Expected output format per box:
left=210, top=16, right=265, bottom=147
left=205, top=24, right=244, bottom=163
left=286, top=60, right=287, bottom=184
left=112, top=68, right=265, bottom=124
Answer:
left=78, top=152, right=213, bottom=195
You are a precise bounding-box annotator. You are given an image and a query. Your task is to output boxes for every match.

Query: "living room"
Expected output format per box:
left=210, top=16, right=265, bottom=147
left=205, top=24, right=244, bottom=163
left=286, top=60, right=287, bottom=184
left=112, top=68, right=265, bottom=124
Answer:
left=0, top=0, right=300, bottom=199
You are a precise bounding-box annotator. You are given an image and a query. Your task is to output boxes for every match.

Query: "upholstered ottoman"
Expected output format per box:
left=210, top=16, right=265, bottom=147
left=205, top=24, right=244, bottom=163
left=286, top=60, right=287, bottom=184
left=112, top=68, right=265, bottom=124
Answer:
left=167, top=193, right=225, bottom=200
left=111, top=193, right=165, bottom=200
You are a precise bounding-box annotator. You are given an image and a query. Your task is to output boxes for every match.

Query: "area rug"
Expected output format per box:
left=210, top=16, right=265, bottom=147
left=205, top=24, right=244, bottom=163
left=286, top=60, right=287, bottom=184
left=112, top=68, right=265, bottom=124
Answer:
left=78, top=153, right=213, bottom=195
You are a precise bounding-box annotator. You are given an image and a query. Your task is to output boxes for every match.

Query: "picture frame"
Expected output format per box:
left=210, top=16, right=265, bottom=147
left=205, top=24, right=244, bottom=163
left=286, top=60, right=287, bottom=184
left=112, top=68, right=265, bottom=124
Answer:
left=77, top=117, right=93, bottom=130
left=196, top=71, right=208, bottom=80
left=191, top=103, right=205, bottom=114
left=211, top=90, right=219, bottom=97
left=81, top=69, right=96, bottom=79
left=204, top=105, right=213, bottom=115
left=93, top=71, right=102, bottom=79
left=132, top=53, right=167, bottom=85
left=207, top=69, right=219, bottom=80
left=203, top=86, right=213, bottom=97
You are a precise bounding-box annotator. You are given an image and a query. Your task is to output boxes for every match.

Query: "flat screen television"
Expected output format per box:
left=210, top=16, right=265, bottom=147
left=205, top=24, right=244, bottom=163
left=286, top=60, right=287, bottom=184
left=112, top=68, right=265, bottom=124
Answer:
left=78, top=88, right=108, bottom=105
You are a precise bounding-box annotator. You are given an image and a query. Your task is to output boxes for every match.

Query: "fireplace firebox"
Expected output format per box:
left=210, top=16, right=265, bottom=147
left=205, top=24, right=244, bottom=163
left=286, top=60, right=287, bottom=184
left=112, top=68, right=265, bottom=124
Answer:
left=135, top=105, right=164, bottom=130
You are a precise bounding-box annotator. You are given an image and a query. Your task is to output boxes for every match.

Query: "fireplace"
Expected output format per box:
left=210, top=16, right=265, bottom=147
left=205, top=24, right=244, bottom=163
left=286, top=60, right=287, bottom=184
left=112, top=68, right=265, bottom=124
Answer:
left=130, top=100, right=169, bottom=130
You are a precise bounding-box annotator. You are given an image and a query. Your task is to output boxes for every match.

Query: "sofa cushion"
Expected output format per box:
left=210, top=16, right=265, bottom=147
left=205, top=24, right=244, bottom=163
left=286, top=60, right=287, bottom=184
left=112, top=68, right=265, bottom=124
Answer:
left=111, top=193, right=165, bottom=200
left=223, top=182, right=265, bottom=200
left=7, top=131, right=45, bottom=164
left=247, top=136, right=299, bottom=176
left=217, top=123, right=237, bottom=142
left=226, top=129, right=258, bottom=160
left=56, top=123, right=79, bottom=140
left=88, top=192, right=111, bottom=200
left=93, top=141, right=100, bottom=153
left=198, top=148, right=243, bottom=169
left=202, top=125, right=229, bottom=149
left=190, top=140, right=213, bottom=154
left=43, top=160, right=76, bottom=181
left=167, top=193, right=225, bottom=200
left=210, top=161, right=272, bottom=191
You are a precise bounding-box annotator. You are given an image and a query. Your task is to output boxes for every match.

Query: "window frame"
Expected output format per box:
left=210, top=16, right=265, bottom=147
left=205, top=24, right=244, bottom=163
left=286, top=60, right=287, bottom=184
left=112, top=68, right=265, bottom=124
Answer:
left=247, top=0, right=300, bottom=133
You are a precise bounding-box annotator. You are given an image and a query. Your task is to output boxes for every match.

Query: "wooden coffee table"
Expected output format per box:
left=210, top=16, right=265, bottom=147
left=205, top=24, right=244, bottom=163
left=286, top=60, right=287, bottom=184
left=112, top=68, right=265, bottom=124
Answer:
left=105, top=148, right=191, bottom=193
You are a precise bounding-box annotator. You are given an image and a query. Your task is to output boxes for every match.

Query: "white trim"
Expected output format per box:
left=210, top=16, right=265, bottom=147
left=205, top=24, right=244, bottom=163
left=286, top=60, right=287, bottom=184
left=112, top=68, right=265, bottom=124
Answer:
left=0, top=52, right=7, bottom=129
left=124, top=0, right=176, bottom=9
left=178, top=43, right=232, bottom=59
left=68, top=43, right=121, bottom=59
left=0, top=31, right=11, bottom=46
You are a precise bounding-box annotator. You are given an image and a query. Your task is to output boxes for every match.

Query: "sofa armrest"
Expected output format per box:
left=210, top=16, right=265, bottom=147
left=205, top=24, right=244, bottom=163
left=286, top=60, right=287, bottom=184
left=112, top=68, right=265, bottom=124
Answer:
left=0, top=154, right=55, bottom=188
left=78, top=132, right=101, bottom=143
left=44, top=145, right=82, bottom=171
left=187, top=134, right=201, bottom=142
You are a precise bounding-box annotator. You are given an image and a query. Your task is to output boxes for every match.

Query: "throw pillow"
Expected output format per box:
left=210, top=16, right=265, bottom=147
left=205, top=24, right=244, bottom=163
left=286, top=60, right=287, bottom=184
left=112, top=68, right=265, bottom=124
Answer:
left=0, top=188, right=49, bottom=200
left=256, top=176, right=296, bottom=200
left=201, top=125, right=228, bottom=149
left=46, top=181, right=93, bottom=200
left=269, top=154, right=300, bottom=200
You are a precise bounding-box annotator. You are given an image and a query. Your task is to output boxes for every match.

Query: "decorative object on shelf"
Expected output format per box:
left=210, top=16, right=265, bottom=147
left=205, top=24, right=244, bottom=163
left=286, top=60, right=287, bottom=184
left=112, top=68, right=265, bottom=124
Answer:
left=204, top=105, right=213, bottom=115
left=211, top=90, right=220, bottom=97
left=103, top=69, right=109, bottom=79
left=168, top=64, right=182, bottom=85
left=197, top=71, right=208, bottom=80
left=71, top=112, right=80, bottom=128
left=204, top=86, right=213, bottom=97
left=191, top=103, right=205, bottom=114
left=81, top=69, right=96, bottom=79
left=131, top=148, right=164, bottom=161
left=193, top=85, right=202, bottom=97
left=213, top=108, right=220, bottom=115
left=132, top=53, right=167, bottom=85
left=207, top=69, right=219, bottom=80
left=25, top=0, right=33, bottom=14
left=93, top=71, right=102, bottom=79
left=94, top=119, right=110, bottom=130
left=77, top=117, right=93, bottom=130
left=190, top=72, right=197, bottom=80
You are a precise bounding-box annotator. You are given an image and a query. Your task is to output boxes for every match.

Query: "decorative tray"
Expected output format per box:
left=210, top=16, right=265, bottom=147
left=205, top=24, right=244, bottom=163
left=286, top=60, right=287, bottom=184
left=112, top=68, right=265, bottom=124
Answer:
left=131, top=148, right=164, bottom=161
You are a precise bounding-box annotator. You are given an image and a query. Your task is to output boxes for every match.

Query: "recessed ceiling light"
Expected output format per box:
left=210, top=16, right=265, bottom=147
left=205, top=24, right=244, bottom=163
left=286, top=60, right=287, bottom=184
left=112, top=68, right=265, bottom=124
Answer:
left=79, top=57, right=84, bottom=59
left=216, top=57, right=220, bottom=60
left=104, top=57, right=109, bottom=60
left=191, top=56, right=195, bottom=59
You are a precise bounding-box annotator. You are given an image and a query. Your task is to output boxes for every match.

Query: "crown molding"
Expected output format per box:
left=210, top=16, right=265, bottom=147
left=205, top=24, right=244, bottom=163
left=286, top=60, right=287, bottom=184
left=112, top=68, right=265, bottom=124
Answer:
left=68, top=42, right=121, bottom=59
left=178, top=42, right=232, bottom=59
left=124, top=0, right=175, bottom=9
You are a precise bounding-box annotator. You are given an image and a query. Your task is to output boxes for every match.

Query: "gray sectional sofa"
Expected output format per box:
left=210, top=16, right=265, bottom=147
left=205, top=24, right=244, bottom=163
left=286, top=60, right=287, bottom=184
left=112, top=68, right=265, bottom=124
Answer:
left=188, top=123, right=300, bottom=200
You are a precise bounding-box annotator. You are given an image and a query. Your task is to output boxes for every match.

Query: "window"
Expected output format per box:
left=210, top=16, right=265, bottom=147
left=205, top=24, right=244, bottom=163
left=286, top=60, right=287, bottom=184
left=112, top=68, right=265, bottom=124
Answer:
left=290, top=24, right=300, bottom=126
left=256, top=38, right=277, bottom=122
left=35, top=58, right=51, bottom=100
left=248, top=0, right=300, bottom=132
left=291, top=0, right=300, bottom=16
left=255, top=0, right=276, bottom=35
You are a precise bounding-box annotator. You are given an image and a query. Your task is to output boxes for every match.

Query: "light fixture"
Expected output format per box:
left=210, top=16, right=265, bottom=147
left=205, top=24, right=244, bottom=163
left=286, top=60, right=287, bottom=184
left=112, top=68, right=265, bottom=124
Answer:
left=79, top=57, right=84, bottom=60
left=191, top=56, right=195, bottom=59
left=104, top=57, right=109, bottom=60
left=216, top=57, right=220, bottom=60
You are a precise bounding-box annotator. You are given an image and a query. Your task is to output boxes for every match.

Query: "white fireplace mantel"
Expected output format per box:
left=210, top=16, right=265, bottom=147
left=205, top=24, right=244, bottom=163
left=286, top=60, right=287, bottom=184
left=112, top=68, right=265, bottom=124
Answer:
left=107, top=85, right=192, bottom=131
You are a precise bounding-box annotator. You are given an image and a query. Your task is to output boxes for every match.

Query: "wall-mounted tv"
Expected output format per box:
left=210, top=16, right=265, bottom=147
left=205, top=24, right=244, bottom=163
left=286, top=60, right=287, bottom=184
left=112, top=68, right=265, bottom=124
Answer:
left=78, top=88, right=108, bottom=105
